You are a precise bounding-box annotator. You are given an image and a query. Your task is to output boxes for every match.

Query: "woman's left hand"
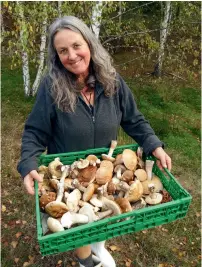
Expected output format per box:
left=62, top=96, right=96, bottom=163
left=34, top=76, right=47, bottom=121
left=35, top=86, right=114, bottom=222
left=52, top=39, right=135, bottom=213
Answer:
left=152, top=147, right=172, bottom=171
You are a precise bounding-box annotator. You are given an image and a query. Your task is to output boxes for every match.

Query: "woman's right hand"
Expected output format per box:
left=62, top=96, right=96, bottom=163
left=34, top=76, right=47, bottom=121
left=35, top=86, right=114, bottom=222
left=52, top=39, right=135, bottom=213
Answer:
left=23, top=170, right=43, bottom=195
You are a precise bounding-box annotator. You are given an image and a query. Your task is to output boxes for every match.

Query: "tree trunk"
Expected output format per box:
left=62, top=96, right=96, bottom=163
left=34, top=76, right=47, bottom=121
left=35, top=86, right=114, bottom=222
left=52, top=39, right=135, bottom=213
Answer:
left=58, top=1, right=62, bottom=17
left=91, top=1, right=103, bottom=39
left=155, top=1, right=171, bottom=77
left=31, top=3, right=47, bottom=96
left=17, top=1, right=31, bottom=96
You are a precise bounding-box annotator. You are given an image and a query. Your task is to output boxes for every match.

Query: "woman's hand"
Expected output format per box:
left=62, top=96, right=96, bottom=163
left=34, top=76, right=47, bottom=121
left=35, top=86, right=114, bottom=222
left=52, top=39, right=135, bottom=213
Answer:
left=23, top=170, right=43, bottom=195
left=152, top=147, right=172, bottom=171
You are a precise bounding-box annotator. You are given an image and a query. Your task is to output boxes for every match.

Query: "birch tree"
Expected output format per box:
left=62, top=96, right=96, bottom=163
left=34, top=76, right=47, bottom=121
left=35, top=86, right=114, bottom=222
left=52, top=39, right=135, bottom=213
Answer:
left=16, top=1, right=30, bottom=96
left=91, top=1, right=103, bottom=39
left=154, top=1, right=171, bottom=77
left=31, top=2, right=48, bottom=96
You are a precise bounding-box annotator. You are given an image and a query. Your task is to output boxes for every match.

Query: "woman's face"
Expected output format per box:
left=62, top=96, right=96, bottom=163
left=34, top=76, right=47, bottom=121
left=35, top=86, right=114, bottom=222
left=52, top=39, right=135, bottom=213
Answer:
left=54, top=29, right=91, bottom=79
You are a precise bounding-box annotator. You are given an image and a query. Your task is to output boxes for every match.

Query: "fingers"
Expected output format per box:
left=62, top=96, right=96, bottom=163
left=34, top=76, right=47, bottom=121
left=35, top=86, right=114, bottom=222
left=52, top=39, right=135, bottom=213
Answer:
left=165, top=155, right=172, bottom=171
left=23, top=170, right=43, bottom=195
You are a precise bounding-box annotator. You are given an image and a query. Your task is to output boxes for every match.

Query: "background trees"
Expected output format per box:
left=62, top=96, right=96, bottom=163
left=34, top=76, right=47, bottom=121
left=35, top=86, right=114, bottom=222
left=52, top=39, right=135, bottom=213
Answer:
left=1, top=1, right=201, bottom=96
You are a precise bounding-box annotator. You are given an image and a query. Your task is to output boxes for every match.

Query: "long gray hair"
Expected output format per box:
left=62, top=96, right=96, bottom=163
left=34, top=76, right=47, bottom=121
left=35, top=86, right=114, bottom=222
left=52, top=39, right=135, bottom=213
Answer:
left=47, top=16, right=117, bottom=113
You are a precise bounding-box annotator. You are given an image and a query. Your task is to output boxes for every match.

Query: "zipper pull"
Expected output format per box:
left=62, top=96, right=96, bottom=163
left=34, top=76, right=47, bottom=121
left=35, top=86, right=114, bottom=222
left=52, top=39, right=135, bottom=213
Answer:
left=92, top=116, right=95, bottom=123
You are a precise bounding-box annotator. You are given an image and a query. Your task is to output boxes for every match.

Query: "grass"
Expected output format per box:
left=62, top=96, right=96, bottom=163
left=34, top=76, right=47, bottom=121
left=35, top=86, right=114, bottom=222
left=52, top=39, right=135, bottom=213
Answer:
left=1, top=57, right=201, bottom=267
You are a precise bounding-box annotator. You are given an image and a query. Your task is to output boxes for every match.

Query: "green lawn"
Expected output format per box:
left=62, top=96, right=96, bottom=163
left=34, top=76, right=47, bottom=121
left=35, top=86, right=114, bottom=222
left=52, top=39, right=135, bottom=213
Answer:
left=1, top=60, right=201, bottom=267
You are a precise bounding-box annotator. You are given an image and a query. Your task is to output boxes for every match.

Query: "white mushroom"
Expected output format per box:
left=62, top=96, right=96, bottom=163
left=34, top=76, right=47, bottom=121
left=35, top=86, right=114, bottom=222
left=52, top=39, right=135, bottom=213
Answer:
left=60, top=211, right=89, bottom=229
left=145, top=184, right=163, bottom=205
left=47, top=217, right=64, bottom=233
left=63, top=189, right=82, bottom=212
left=101, top=140, right=117, bottom=162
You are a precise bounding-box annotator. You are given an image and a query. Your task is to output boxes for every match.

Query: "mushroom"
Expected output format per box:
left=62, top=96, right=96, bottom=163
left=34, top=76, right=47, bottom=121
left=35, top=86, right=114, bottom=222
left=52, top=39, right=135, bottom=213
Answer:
left=121, top=170, right=134, bottom=183
left=145, top=160, right=155, bottom=180
left=79, top=204, right=98, bottom=222
left=131, top=198, right=146, bottom=210
left=114, top=153, right=123, bottom=167
left=145, top=184, right=163, bottom=205
left=141, top=175, right=163, bottom=195
left=79, top=200, right=100, bottom=212
left=114, top=164, right=126, bottom=179
left=45, top=166, right=69, bottom=218
left=86, top=155, right=101, bottom=167
left=101, top=140, right=117, bottom=162
left=98, top=195, right=122, bottom=216
left=89, top=194, right=103, bottom=208
left=119, top=179, right=143, bottom=202
left=78, top=165, right=97, bottom=184
left=48, top=157, right=63, bottom=178
left=115, top=198, right=132, bottom=213
left=77, top=159, right=89, bottom=169
left=95, top=160, right=113, bottom=185
left=122, top=149, right=138, bottom=171
left=39, top=191, right=56, bottom=210
left=60, top=211, right=89, bottom=229
left=73, top=179, right=95, bottom=202
left=47, top=217, right=64, bottom=233
left=134, top=169, right=147, bottom=182
left=63, top=189, right=82, bottom=212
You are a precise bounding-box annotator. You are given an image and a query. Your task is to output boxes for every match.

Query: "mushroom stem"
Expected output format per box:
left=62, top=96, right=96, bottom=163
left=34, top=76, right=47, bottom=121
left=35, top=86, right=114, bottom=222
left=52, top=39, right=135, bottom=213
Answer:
left=145, top=160, right=154, bottom=180
left=96, top=209, right=113, bottom=219
left=108, top=140, right=117, bottom=157
left=56, top=166, right=69, bottom=202
left=61, top=211, right=89, bottom=228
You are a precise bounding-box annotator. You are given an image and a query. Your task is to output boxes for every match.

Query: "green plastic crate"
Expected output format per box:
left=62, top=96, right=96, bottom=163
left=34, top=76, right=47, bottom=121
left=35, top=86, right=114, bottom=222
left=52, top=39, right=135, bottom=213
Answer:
left=35, top=144, right=192, bottom=256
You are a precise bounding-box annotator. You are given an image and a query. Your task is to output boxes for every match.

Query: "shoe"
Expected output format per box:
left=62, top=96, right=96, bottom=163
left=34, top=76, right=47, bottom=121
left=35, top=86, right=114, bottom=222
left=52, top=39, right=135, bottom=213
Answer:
left=79, top=255, right=102, bottom=267
left=91, top=241, right=116, bottom=267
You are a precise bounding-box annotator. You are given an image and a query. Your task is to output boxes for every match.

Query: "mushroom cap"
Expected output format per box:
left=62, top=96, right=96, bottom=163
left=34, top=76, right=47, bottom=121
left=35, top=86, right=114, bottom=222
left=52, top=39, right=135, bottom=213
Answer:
left=64, top=189, right=82, bottom=212
left=49, top=178, right=59, bottom=191
left=102, top=197, right=122, bottom=216
left=95, top=161, right=113, bottom=185
left=134, top=169, right=147, bottom=182
left=39, top=192, right=56, bottom=209
left=77, top=159, right=89, bottom=169
left=64, top=178, right=74, bottom=190
left=114, top=164, right=127, bottom=175
left=121, top=170, right=134, bottom=182
left=115, top=198, right=132, bottom=213
left=47, top=217, right=64, bottom=233
left=86, top=155, right=99, bottom=166
left=83, top=184, right=96, bottom=202
left=107, top=181, right=117, bottom=195
left=145, top=192, right=163, bottom=205
left=48, top=157, right=63, bottom=178
left=141, top=176, right=163, bottom=194
left=124, top=179, right=143, bottom=202
left=45, top=201, right=69, bottom=218
left=122, top=149, right=138, bottom=171
left=89, top=194, right=103, bottom=208
left=78, top=165, right=97, bottom=183
left=101, top=154, right=115, bottom=162
left=114, top=154, right=123, bottom=167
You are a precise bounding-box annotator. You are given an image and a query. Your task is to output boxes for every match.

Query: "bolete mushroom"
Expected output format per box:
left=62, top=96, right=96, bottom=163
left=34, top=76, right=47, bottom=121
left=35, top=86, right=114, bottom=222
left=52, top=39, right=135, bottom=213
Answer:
left=134, top=169, right=147, bottom=182
left=47, top=217, right=64, bottom=233
left=48, top=157, right=63, bottom=178
left=121, top=170, right=134, bottom=183
left=145, top=184, right=163, bottom=205
left=45, top=166, right=69, bottom=218
left=101, top=140, right=117, bottom=162
left=114, top=164, right=126, bottom=179
left=73, top=179, right=95, bottom=202
left=122, top=149, right=138, bottom=171
left=86, top=155, right=101, bottom=167
left=60, top=211, right=89, bottom=229
left=95, top=160, right=113, bottom=185
left=119, top=179, right=143, bottom=202
left=115, top=198, right=132, bottom=213
left=63, top=189, right=81, bottom=212
left=78, top=165, right=97, bottom=184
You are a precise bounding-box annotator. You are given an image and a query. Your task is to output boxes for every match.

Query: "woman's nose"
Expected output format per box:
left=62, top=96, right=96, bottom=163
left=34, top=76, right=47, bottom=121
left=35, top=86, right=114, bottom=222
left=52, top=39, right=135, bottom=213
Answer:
left=68, top=49, right=77, bottom=60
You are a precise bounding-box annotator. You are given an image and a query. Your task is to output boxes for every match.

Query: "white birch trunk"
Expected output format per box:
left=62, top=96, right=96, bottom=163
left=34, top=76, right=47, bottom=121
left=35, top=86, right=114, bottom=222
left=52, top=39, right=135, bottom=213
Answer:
left=17, top=1, right=30, bottom=96
left=156, top=1, right=171, bottom=77
left=58, top=1, right=62, bottom=17
left=32, top=7, right=47, bottom=96
left=91, top=1, right=103, bottom=39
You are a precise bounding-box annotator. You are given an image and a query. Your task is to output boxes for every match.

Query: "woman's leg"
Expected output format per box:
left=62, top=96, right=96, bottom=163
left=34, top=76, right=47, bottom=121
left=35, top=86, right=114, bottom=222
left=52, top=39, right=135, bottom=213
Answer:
left=75, top=245, right=94, bottom=267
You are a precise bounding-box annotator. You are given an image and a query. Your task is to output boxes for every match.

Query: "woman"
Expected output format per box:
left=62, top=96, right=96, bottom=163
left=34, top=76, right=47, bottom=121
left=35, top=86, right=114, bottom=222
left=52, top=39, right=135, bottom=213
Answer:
left=17, top=16, right=171, bottom=267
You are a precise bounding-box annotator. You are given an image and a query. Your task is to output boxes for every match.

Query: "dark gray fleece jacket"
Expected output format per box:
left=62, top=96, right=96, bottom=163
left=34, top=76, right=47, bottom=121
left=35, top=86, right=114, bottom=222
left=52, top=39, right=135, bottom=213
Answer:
left=17, top=74, right=163, bottom=178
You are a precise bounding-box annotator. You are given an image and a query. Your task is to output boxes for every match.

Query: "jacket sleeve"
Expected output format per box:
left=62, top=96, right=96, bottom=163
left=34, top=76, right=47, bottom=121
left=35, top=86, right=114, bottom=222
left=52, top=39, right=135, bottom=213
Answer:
left=117, top=74, right=164, bottom=155
left=17, top=76, right=55, bottom=178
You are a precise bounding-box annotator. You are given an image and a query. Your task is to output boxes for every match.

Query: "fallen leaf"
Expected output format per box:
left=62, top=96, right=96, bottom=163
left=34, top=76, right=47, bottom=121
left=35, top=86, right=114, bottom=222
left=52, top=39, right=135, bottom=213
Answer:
left=22, top=220, right=27, bottom=225
left=2, top=205, right=7, bottom=212
left=109, top=245, right=121, bottom=251
left=16, top=220, right=21, bottom=224
left=196, top=212, right=201, bottom=217
left=16, top=232, right=23, bottom=238
left=9, top=200, right=12, bottom=204
left=23, top=262, right=31, bottom=267
left=28, top=255, right=34, bottom=263
left=125, top=258, right=132, bottom=267
left=57, top=260, right=62, bottom=264
left=14, top=258, right=20, bottom=263
left=11, top=241, right=18, bottom=248
left=4, top=224, right=8, bottom=228
left=71, top=261, right=76, bottom=266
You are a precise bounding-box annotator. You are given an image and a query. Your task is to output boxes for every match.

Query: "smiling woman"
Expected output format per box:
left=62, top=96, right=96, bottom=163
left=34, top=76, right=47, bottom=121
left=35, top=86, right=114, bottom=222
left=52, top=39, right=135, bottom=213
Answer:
left=17, top=15, right=171, bottom=267
left=54, top=29, right=91, bottom=79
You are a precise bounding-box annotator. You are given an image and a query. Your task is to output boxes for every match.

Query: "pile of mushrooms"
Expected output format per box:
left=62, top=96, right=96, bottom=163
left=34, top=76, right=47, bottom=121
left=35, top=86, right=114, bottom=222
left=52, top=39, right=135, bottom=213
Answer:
left=38, top=141, right=172, bottom=235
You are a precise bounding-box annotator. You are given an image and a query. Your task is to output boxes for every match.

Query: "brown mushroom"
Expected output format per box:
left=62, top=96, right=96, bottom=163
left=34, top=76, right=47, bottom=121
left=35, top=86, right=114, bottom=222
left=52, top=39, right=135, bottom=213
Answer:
left=119, top=179, right=143, bottom=202
left=86, top=155, right=101, bottom=167
left=48, top=157, right=63, bottom=178
left=78, top=165, right=97, bottom=184
left=114, top=164, right=126, bottom=179
left=115, top=198, right=132, bottom=213
left=73, top=179, right=95, bottom=202
left=101, top=140, right=117, bottom=162
left=121, top=170, right=134, bottom=183
left=95, top=160, right=113, bottom=185
left=39, top=191, right=56, bottom=210
left=134, top=169, right=147, bottom=182
left=122, top=149, right=138, bottom=171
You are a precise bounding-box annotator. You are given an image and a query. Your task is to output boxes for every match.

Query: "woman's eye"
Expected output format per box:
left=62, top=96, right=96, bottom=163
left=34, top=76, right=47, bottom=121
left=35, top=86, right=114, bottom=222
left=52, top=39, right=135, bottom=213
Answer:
left=74, top=44, right=80, bottom=49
